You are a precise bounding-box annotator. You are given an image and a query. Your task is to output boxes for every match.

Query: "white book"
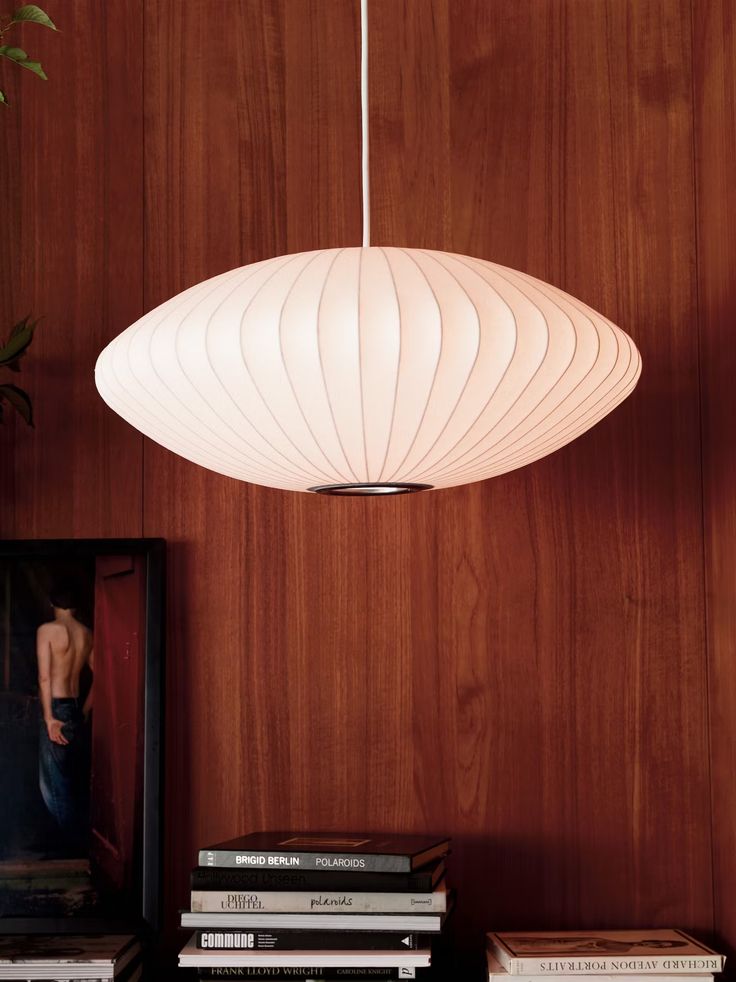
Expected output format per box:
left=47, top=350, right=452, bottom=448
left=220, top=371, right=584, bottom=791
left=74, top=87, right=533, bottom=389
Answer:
left=178, top=934, right=431, bottom=968
left=488, top=951, right=715, bottom=982
left=190, top=885, right=447, bottom=913
left=0, top=936, right=139, bottom=980
left=181, top=910, right=448, bottom=931
left=487, top=931, right=725, bottom=976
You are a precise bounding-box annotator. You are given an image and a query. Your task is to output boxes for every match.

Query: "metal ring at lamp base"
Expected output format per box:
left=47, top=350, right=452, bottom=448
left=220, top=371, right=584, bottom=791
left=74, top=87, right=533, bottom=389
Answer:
left=309, top=482, right=433, bottom=496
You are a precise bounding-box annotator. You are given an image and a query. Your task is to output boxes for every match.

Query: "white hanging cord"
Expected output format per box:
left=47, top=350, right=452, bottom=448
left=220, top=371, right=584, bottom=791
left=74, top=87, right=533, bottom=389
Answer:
left=360, top=0, right=370, bottom=247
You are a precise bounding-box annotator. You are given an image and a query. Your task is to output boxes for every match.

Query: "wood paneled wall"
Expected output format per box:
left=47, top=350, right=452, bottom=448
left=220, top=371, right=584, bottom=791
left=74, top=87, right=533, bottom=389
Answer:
left=694, top=0, right=736, bottom=970
left=1, top=0, right=734, bottom=973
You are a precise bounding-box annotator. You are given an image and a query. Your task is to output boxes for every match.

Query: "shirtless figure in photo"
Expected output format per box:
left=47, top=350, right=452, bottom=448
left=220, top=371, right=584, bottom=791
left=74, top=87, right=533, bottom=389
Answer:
left=36, top=588, right=94, bottom=848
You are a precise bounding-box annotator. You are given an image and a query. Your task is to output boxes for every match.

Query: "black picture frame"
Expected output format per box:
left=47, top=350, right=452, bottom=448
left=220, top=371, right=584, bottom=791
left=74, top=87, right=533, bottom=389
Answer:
left=0, top=538, right=165, bottom=937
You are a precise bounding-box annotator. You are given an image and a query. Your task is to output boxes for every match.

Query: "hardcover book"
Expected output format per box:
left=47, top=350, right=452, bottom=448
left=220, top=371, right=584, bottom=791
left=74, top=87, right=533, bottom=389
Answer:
left=194, top=930, right=424, bottom=951
left=181, top=910, right=449, bottom=932
left=28, top=972, right=143, bottom=982
left=196, top=972, right=418, bottom=981
left=190, top=860, right=446, bottom=893
left=18, top=972, right=144, bottom=982
left=0, top=935, right=139, bottom=980
left=487, top=951, right=714, bottom=982
left=487, top=931, right=725, bottom=975
left=190, top=885, right=446, bottom=914
left=198, top=832, right=450, bottom=873
left=178, top=935, right=430, bottom=969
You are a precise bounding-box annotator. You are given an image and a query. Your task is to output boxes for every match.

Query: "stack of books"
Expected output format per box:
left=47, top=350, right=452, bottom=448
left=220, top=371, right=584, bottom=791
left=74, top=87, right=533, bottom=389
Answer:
left=486, top=930, right=725, bottom=982
left=0, top=934, right=141, bottom=981
left=179, top=831, right=453, bottom=980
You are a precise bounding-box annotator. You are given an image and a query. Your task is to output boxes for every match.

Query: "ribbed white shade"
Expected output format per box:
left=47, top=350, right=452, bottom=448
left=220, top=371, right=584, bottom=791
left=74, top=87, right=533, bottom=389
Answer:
left=95, top=247, right=641, bottom=493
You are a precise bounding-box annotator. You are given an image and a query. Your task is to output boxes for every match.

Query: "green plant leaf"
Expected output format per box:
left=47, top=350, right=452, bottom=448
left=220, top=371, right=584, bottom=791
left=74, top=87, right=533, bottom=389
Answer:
left=0, top=45, right=47, bottom=79
left=0, top=89, right=7, bottom=105
left=10, top=315, right=40, bottom=339
left=0, top=315, right=39, bottom=366
left=11, top=5, right=57, bottom=30
left=0, top=382, right=34, bottom=426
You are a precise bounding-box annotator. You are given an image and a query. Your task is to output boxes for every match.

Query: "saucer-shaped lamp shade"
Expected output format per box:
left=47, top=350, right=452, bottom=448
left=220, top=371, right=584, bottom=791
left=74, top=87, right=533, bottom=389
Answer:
left=95, top=247, right=641, bottom=493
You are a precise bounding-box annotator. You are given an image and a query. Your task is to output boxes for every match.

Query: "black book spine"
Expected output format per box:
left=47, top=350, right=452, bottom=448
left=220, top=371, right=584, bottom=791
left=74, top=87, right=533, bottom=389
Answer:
left=199, top=850, right=411, bottom=872
left=195, top=930, right=422, bottom=951
left=191, top=867, right=437, bottom=893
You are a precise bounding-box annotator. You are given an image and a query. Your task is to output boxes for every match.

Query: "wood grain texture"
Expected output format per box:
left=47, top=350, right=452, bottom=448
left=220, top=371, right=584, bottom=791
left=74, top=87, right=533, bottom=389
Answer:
left=442, top=0, right=710, bottom=962
left=2, top=0, right=732, bottom=972
left=141, top=0, right=287, bottom=944
left=0, top=0, right=143, bottom=539
left=693, top=0, right=736, bottom=965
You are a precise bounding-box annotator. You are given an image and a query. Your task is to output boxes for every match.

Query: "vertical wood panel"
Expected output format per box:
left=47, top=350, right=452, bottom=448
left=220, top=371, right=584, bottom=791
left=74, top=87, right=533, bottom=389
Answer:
left=444, top=7, right=574, bottom=959
left=370, top=0, right=450, bottom=248
left=141, top=0, right=372, bottom=942
left=372, top=2, right=714, bottom=968
left=142, top=0, right=285, bottom=940
left=0, top=0, right=143, bottom=539
left=693, top=0, right=736, bottom=961
left=559, top=0, right=711, bottom=932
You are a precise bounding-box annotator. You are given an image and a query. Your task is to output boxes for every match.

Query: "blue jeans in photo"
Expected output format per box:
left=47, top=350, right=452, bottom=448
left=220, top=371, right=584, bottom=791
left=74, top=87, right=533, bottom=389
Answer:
left=38, top=697, right=90, bottom=853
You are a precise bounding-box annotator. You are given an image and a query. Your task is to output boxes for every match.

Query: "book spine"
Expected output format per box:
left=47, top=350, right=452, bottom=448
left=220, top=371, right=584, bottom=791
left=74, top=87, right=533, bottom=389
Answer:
left=195, top=931, right=423, bottom=950
left=191, top=890, right=445, bottom=914
left=181, top=913, right=444, bottom=932
left=196, top=970, right=410, bottom=980
left=190, top=867, right=437, bottom=892
left=199, top=850, right=410, bottom=873
left=489, top=950, right=726, bottom=976
left=489, top=974, right=715, bottom=982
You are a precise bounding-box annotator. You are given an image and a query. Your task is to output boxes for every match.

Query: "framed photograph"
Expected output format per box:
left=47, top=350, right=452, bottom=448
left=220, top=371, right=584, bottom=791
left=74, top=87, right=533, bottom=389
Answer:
left=0, top=539, right=165, bottom=933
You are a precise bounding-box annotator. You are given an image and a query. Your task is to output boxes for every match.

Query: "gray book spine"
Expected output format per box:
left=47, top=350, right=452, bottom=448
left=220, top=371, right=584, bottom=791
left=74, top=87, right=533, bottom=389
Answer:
left=190, top=889, right=445, bottom=913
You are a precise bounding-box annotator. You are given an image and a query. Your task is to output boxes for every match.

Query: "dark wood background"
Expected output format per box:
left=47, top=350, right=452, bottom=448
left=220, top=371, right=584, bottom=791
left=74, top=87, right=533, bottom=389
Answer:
left=1, top=0, right=734, bottom=975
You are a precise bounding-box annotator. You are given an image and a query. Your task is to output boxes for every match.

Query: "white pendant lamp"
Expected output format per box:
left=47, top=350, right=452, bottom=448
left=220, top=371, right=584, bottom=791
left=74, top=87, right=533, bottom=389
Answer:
left=95, top=1, right=641, bottom=496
